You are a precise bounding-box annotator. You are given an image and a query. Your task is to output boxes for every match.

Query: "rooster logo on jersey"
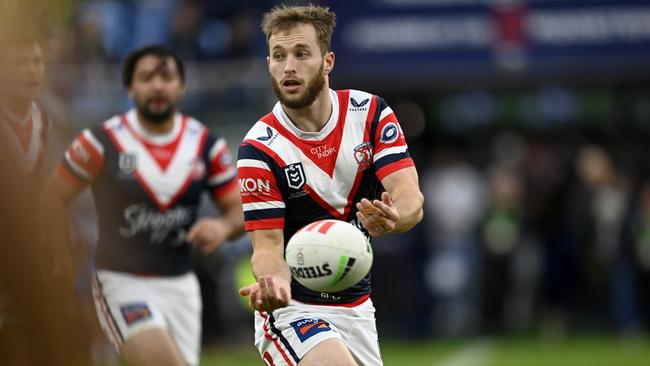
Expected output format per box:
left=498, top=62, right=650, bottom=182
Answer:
left=354, top=142, right=373, bottom=170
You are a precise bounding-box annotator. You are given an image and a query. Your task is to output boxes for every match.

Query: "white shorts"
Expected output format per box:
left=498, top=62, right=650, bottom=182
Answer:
left=92, top=270, right=202, bottom=366
left=254, top=297, right=383, bottom=366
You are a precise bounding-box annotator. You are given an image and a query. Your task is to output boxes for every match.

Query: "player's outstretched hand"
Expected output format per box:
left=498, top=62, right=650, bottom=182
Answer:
left=355, top=192, right=400, bottom=237
left=239, top=275, right=291, bottom=313
left=187, top=218, right=230, bottom=254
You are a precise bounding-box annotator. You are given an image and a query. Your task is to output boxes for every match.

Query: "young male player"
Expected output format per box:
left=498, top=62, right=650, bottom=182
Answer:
left=43, top=45, right=244, bottom=366
left=237, top=5, right=424, bottom=365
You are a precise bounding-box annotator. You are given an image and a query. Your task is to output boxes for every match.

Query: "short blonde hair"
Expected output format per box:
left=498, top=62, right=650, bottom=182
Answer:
left=261, top=4, right=336, bottom=55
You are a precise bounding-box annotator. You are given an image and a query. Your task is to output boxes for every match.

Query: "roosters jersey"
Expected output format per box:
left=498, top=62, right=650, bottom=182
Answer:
left=0, top=101, right=49, bottom=176
left=237, top=89, right=414, bottom=304
left=56, top=109, right=237, bottom=275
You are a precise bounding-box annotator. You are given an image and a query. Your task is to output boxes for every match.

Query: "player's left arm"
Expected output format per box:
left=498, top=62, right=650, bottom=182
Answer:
left=187, top=135, right=244, bottom=254
left=356, top=166, right=424, bottom=237
left=187, top=187, right=244, bottom=254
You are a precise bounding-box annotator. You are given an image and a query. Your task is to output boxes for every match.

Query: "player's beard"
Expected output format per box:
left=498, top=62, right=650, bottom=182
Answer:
left=137, top=98, right=176, bottom=124
left=272, top=64, right=326, bottom=110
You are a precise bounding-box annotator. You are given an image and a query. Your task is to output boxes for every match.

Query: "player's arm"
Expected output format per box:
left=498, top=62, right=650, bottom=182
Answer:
left=236, top=140, right=290, bottom=312
left=187, top=187, right=244, bottom=254
left=356, top=97, right=424, bottom=236
left=188, top=136, right=244, bottom=253
left=41, top=129, right=103, bottom=277
left=238, top=228, right=291, bottom=312
left=356, top=166, right=424, bottom=236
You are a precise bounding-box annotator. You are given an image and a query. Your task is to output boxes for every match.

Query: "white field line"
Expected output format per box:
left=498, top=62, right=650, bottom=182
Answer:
left=437, top=339, right=494, bottom=366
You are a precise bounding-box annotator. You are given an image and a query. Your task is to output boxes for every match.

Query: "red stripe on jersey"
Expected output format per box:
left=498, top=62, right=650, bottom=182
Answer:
left=56, top=162, right=87, bottom=190
left=207, top=143, right=233, bottom=181
left=375, top=158, right=415, bottom=181
left=338, top=95, right=378, bottom=220
left=317, top=220, right=336, bottom=234
left=260, top=90, right=349, bottom=178
left=74, top=133, right=104, bottom=178
left=244, top=218, right=285, bottom=231
left=120, top=115, right=187, bottom=172
left=237, top=166, right=282, bottom=204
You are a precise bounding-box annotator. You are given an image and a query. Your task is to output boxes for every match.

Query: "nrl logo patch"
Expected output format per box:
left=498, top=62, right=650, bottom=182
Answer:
left=119, top=152, right=137, bottom=175
left=284, top=162, right=306, bottom=190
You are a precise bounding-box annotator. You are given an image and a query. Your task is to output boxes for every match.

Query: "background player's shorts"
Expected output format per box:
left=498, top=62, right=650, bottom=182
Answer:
left=254, top=297, right=382, bottom=366
left=92, top=270, right=202, bottom=366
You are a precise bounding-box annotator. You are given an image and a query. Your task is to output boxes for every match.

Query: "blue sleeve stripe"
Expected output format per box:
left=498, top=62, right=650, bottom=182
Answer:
left=374, top=151, right=411, bottom=171
left=244, top=208, right=285, bottom=221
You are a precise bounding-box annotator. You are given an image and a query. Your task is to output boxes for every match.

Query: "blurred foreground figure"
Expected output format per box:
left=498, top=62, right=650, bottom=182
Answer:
left=0, top=34, right=87, bottom=365
left=43, top=45, right=244, bottom=366
left=237, top=5, right=424, bottom=365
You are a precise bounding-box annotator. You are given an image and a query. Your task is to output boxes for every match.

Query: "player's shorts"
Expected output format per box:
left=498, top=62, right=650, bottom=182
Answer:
left=92, top=269, right=202, bottom=366
left=254, top=296, right=383, bottom=366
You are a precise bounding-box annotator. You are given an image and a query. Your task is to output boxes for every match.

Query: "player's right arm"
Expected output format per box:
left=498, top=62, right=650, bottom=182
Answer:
left=41, top=128, right=104, bottom=274
left=239, top=229, right=291, bottom=312
left=236, top=140, right=291, bottom=312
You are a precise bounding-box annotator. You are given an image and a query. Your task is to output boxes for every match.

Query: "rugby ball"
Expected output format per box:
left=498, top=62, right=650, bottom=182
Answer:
left=285, top=219, right=373, bottom=293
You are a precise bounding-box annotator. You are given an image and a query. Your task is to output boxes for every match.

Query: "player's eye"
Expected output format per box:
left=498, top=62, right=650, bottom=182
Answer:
left=296, top=51, right=309, bottom=58
left=272, top=53, right=284, bottom=61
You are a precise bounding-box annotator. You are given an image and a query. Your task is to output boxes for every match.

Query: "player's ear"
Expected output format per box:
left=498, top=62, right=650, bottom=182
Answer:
left=266, top=55, right=270, bottom=66
left=324, top=51, right=335, bottom=75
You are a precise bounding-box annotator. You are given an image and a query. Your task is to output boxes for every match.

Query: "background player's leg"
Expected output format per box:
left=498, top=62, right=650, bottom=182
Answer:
left=122, top=328, right=185, bottom=366
left=299, top=338, right=358, bottom=366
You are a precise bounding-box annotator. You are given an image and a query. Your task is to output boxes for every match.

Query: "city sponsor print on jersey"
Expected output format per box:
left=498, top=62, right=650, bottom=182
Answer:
left=120, top=302, right=152, bottom=326
left=290, top=318, right=332, bottom=342
left=237, top=89, right=415, bottom=232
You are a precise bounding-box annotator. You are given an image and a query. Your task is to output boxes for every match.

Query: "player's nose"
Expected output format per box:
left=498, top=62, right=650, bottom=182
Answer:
left=283, top=55, right=298, bottom=74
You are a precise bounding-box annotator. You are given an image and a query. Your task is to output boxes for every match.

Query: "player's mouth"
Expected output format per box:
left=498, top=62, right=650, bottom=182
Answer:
left=282, top=79, right=302, bottom=93
left=148, top=97, right=169, bottom=109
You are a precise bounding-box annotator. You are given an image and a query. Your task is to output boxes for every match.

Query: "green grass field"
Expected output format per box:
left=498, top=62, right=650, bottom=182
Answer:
left=200, top=336, right=650, bottom=365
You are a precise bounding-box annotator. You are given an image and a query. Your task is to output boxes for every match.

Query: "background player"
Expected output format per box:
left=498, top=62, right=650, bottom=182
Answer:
left=237, top=5, right=424, bottom=365
left=43, top=45, right=244, bottom=366
left=0, top=34, right=49, bottom=188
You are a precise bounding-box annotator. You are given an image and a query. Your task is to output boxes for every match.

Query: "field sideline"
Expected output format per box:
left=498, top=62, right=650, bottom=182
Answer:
left=200, top=335, right=650, bottom=366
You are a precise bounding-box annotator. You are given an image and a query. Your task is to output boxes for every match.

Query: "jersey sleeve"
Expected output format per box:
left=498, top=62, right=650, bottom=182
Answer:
left=56, top=128, right=105, bottom=189
left=372, top=97, right=415, bottom=180
left=205, top=135, right=238, bottom=199
left=237, top=142, right=285, bottom=231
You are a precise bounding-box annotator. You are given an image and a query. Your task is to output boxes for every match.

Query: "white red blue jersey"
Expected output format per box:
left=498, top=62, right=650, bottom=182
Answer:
left=237, top=89, right=414, bottom=304
left=57, top=109, right=237, bottom=275
left=0, top=101, right=50, bottom=177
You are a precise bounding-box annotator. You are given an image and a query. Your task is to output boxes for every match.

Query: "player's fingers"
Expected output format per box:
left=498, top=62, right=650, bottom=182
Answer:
left=357, top=212, right=381, bottom=236
left=382, top=192, right=392, bottom=205
left=239, top=283, right=257, bottom=296
left=279, top=284, right=290, bottom=305
left=259, top=277, right=273, bottom=309
left=372, top=200, right=399, bottom=222
left=187, top=220, right=208, bottom=243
